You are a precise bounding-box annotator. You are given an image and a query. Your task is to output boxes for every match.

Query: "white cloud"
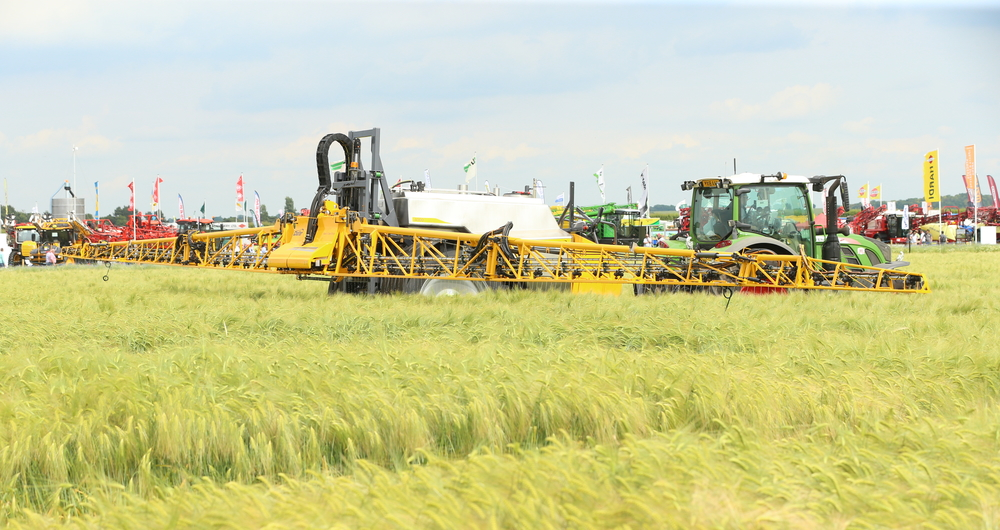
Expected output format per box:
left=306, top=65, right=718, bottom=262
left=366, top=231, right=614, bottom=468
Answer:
left=782, top=131, right=821, bottom=144
left=843, top=117, right=876, bottom=134
left=710, top=83, right=839, bottom=122
left=393, top=137, right=435, bottom=152
left=0, top=1, right=186, bottom=45
left=617, top=134, right=701, bottom=159
left=15, top=121, right=121, bottom=153
left=709, top=98, right=764, bottom=121
left=864, top=136, right=940, bottom=155
left=435, top=135, right=543, bottom=166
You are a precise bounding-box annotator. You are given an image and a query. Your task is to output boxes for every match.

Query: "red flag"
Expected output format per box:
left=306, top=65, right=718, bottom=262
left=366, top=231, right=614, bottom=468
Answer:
left=988, top=175, right=998, bottom=208
left=127, top=181, right=135, bottom=212
left=152, top=177, right=164, bottom=207
left=236, top=175, right=245, bottom=210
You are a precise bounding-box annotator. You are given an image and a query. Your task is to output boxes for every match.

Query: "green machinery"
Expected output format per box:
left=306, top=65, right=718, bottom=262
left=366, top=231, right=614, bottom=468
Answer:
left=670, top=173, right=906, bottom=269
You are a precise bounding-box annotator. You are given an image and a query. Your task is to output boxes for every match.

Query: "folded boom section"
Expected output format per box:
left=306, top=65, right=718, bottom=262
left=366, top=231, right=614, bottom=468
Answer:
left=63, top=207, right=928, bottom=293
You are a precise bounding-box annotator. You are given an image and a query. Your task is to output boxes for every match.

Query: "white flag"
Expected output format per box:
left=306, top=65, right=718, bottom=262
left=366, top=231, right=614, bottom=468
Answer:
left=464, top=155, right=477, bottom=183
left=254, top=191, right=261, bottom=227
left=534, top=179, right=544, bottom=202
left=639, top=165, right=649, bottom=217
left=901, top=208, right=910, bottom=230
left=594, top=165, right=605, bottom=203
left=555, top=193, right=565, bottom=206
left=484, top=180, right=490, bottom=192
left=424, top=169, right=431, bottom=188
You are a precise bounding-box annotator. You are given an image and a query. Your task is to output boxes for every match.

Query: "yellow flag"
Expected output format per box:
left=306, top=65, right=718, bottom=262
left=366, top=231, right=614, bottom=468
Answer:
left=923, top=150, right=939, bottom=203
left=857, top=183, right=868, bottom=199
left=869, top=185, right=881, bottom=200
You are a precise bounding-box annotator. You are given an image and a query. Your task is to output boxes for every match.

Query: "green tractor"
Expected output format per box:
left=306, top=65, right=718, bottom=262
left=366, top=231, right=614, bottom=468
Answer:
left=554, top=202, right=660, bottom=247
left=668, top=173, right=907, bottom=269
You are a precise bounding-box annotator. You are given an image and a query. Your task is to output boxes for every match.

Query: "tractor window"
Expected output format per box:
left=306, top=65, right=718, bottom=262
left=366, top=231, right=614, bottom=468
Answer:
left=691, top=188, right=734, bottom=242
left=738, top=185, right=811, bottom=235
left=55, top=230, right=73, bottom=246
left=16, top=229, right=39, bottom=243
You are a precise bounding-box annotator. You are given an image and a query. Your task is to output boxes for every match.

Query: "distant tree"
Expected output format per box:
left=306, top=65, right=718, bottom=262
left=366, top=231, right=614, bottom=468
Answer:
left=284, top=196, right=294, bottom=214
left=259, top=204, right=271, bottom=224
left=651, top=204, right=676, bottom=212
left=1, top=206, right=32, bottom=224
left=102, top=206, right=131, bottom=227
left=848, top=192, right=988, bottom=212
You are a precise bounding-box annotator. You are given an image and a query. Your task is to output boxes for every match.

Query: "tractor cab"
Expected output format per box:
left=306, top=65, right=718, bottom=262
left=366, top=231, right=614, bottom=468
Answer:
left=588, top=208, right=647, bottom=246
left=674, top=173, right=906, bottom=270
left=684, top=175, right=814, bottom=255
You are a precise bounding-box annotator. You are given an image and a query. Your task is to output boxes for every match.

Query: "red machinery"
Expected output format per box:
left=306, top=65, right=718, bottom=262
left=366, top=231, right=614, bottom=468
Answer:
left=82, top=213, right=178, bottom=243
left=849, top=204, right=1000, bottom=243
left=677, top=207, right=691, bottom=233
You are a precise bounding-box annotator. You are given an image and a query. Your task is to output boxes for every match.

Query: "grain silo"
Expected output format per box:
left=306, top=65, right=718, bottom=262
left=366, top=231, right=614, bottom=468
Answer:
left=51, top=197, right=86, bottom=219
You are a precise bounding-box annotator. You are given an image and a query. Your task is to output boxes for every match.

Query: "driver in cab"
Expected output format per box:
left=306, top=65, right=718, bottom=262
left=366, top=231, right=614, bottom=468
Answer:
left=698, top=206, right=730, bottom=240
left=741, top=199, right=770, bottom=233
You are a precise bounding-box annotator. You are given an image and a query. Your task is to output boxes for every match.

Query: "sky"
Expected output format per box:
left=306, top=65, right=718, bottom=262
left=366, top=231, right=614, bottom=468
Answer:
left=1, top=0, right=998, bottom=217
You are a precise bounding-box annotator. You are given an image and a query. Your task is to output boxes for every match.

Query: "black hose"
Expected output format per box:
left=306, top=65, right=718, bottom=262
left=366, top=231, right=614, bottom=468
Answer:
left=306, top=133, right=353, bottom=244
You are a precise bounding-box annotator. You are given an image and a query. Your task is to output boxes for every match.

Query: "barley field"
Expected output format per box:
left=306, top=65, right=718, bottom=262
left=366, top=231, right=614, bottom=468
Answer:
left=1, top=246, right=999, bottom=529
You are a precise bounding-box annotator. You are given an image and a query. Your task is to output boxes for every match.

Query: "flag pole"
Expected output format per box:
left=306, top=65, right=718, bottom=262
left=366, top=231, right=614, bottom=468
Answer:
left=974, top=145, right=978, bottom=243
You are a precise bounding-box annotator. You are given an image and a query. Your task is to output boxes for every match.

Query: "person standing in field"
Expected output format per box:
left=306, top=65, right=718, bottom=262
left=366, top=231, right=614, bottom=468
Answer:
left=45, top=247, right=57, bottom=265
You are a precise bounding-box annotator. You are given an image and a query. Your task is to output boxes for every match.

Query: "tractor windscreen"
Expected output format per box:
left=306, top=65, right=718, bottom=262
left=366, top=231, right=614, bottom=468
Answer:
left=16, top=229, right=39, bottom=243
left=692, top=187, right=734, bottom=242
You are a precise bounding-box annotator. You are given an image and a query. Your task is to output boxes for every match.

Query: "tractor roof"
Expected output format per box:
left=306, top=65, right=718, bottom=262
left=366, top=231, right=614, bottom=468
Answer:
left=725, top=173, right=812, bottom=185
left=686, top=173, right=813, bottom=191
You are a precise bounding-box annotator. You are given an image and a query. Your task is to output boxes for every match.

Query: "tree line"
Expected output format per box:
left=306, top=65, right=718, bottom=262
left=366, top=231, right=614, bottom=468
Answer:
left=3, top=197, right=299, bottom=227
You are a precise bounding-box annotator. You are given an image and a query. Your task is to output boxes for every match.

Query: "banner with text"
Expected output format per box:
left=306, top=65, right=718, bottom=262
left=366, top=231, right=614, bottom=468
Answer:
left=963, top=145, right=981, bottom=206
left=923, top=150, right=939, bottom=203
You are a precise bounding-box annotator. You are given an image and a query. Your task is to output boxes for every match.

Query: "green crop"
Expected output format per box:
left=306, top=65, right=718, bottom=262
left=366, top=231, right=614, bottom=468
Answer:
left=2, top=246, right=999, bottom=528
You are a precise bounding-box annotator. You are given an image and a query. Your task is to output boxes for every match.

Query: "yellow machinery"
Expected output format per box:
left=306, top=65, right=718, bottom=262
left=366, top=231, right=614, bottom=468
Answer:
left=7, top=217, right=82, bottom=266
left=63, top=200, right=929, bottom=294
left=62, top=129, right=929, bottom=295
